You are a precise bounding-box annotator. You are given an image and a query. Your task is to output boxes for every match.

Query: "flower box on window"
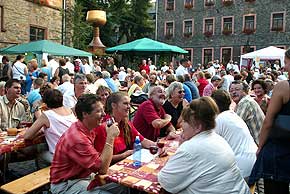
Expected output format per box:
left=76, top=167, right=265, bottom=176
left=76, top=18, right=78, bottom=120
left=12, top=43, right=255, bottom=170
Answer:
left=243, top=28, right=255, bottom=34
left=222, top=29, right=232, bottom=35
left=205, top=0, right=215, bottom=6
left=185, top=2, right=194, bottom=9
left=204, top=31, right=213, bottom=37
left=165, top=33, right=173, bottom=39
left=271, top=27, right=283, bottom=32
left=245, top=0, right=255, bottom=2
left=222, top=0, right=233, bottom=6
left=183, top=32, right=192, bottom=37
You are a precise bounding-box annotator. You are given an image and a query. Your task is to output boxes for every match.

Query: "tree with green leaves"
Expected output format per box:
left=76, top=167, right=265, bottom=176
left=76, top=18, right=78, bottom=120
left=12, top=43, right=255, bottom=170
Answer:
left=70, top=0, right=154, bottom=50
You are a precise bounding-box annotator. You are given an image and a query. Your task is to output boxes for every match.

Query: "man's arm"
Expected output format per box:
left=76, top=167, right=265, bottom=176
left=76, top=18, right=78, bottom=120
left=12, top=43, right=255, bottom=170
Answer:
left=151, top=114, right=172, bottom=129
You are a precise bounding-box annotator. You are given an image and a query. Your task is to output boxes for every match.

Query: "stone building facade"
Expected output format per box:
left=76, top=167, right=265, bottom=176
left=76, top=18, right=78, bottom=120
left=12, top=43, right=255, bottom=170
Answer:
left=0, top=0, right=74, bottom=49
left=157, top=0, right=290, bottom=66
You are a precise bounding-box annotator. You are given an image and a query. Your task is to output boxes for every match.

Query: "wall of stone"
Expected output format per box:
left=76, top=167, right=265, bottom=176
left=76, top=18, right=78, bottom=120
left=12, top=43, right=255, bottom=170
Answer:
left=157, top=0, right=290, bottom=65
left=0, top=0, right=73, bottom=49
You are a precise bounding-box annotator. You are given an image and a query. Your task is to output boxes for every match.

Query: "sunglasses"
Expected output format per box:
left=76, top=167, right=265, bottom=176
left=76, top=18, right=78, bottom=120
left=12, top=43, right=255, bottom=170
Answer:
left=178, top=90, right=185, bottom=94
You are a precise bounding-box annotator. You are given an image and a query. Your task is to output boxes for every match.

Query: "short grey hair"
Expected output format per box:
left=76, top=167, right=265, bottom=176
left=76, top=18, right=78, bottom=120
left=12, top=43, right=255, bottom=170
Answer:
left=102, top=71, right=111, bottom=79
left=167, top=81, right=183, bottom=98
left=74, top=73, right=87, bottom=84
left=148, top=85, right=164, bottom=98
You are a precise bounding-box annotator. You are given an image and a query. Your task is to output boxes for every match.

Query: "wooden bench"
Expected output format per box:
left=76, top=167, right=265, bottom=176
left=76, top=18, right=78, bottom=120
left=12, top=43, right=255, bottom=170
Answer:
left=0, top=166, right=50, bottom=194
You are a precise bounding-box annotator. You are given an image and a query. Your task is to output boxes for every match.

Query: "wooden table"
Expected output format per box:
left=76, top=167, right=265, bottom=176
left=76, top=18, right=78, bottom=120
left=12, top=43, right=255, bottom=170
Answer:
left=0, top=129, right=44, bottom=183
left=94, top=138, right=180, bottom=193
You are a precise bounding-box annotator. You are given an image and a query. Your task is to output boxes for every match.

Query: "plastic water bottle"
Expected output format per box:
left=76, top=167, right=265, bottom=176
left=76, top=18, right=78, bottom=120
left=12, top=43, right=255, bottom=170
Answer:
left=133, top=136, right=142, bottom=167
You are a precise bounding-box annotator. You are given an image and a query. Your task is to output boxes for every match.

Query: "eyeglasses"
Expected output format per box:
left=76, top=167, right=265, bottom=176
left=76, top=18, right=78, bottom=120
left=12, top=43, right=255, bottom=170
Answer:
left=178, top=90, right=185, bottom=94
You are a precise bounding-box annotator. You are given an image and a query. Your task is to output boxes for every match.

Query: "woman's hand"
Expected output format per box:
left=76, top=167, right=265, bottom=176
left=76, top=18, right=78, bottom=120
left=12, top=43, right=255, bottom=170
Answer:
left=122, top=150, right=133, bottom=158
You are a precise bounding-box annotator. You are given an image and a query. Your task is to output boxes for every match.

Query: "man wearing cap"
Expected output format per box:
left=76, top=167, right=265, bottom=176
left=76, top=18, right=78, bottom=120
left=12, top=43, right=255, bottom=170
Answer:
left=203, top=75, right=222, bottom=96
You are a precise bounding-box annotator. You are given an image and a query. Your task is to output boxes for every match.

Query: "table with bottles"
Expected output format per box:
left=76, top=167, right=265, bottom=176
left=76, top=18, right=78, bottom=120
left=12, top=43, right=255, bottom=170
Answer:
left=95, top=138, right=180, bottom=194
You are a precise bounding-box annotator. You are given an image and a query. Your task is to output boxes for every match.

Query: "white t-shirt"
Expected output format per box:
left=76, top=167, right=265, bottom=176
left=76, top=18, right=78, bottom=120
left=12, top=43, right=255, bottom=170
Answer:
left=65, top=62, right=75, bottom=74
left=49, top=59, right=59, bottom=77
left=43, top=110, right=77, bottom=153
left=118, top=71, right=127, bottom=82
left=161, top=65, right=169, bottom=73
left=12, top=61, right=27, bottom=80
left=158, top=130, right=250, bottom=194
left=57, top=81, right=74, bottom=95
left=175, top=65, right=188, bottom=76
left=214, top=110, right=257, bottom=178
left=221, top=74, right=234, bottom=91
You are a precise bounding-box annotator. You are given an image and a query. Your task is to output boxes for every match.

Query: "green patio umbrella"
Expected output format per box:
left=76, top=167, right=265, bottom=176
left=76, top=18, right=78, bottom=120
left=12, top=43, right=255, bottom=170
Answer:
left=0, top=40, right=92, bottom=57
left=106, top=38, right=188, bottom=54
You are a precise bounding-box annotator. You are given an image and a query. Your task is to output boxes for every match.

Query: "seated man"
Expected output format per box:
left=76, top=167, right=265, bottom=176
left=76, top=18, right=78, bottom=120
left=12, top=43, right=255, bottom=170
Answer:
left=133, top=86, right=176, bottom=141
left=0, top=79, right=26, bottom=130
left=50, top=94, right=128, bottom=194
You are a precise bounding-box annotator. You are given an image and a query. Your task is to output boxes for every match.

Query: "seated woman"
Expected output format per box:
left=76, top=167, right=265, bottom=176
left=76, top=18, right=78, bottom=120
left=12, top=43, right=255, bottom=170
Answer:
left=251, top=79, right=271, bottom=114
left=211, top=89, right=257, bottom=179
left=158, top=97, right=250, bottom=193
left=94, top=92, right=155, bottom=163
left=24, top=89, right=77, bottom=162
left=127, top=75, right=145, bottom=97
left=163, top=81, right=188, bottom=128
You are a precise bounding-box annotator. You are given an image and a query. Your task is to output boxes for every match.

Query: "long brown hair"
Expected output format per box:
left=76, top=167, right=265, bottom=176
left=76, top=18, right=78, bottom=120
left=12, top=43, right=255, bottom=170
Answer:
left=106, top=92, right=132, bottom=148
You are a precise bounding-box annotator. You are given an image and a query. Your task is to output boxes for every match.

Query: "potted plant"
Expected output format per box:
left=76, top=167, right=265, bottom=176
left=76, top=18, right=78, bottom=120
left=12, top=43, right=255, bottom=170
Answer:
left=222, top=0, right=233, bottom=6
left=184, top=32, right=192, bottom=37
left=165, top=33, right=173, bottom=39
left=243, top=28, right=255, bottom=34
left=271, top=27, right=283, bottom=32
left=184, top=2, right=194, bottom=9
left=204, top=31, right=213, bottom=37
left=222, top=29, right=232, bottom=35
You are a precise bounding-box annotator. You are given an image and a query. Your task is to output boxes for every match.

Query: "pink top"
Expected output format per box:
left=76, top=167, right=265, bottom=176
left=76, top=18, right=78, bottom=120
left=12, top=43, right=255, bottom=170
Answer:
left=43, top=110, right=77, bottom=153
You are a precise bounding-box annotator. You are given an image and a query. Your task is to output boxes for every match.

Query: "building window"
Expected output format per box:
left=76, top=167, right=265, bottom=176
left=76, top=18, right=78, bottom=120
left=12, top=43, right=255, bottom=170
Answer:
left=165, top=22, right=174, bottom=39
left=222, top=17, right=233, bottom=35
left=205, top=0, right=215, bottom=6
left=183, top=48, right=193, bottom=62
left=271, top=12, right=284, bottom=32
left=0, top=5, right=5, bottom=32
left=241, top=46, right=256, bottom=54
left=183, top=20, right=193, bottom=37
left=166, top=0, right=174, bottom=10
left=221, top=47, right=232, bottom=65
left=203, top=48, right=214, bottom=65
left=204, top=18, right=214, bottom=37
left=184, top=0, right=194, bottom=9
left=243, top=15, right=256, bottom=34
left=30, top=26, right=46, bottom=41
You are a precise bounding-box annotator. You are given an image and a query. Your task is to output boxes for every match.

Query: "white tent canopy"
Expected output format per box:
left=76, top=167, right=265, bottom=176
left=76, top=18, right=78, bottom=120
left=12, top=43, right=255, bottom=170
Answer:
left=240, top=46, right=286, bottom=68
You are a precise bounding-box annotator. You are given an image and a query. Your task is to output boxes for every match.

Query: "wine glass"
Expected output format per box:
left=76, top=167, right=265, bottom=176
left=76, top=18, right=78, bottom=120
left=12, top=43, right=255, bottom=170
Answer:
left=157, top=138, right=165, bottom=149
left=149, top=145, right=158, bottom=157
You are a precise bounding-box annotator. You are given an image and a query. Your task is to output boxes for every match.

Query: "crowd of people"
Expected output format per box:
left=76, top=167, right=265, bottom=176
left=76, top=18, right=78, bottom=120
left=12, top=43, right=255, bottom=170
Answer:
left=0, top=49, right=289, bottom=194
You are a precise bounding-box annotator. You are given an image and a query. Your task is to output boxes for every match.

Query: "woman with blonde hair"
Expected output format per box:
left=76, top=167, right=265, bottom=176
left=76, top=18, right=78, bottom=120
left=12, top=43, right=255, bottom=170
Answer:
left=40, top=59, right=52, bottom=82
left=94, top=92, right=155, bottom=163
left=163, top=81, right=188, bottom=128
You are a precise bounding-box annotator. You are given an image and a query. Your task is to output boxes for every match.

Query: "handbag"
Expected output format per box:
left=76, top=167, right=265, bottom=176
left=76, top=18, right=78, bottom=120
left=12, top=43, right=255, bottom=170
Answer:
left=269, top=114, right=290, bottom=139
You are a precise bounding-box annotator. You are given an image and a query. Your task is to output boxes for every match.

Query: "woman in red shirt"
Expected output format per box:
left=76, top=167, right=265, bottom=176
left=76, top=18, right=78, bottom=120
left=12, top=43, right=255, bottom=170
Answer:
left=95, top=92, right=155, bottom=163
left=196, top=71, right=209, bottom=96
